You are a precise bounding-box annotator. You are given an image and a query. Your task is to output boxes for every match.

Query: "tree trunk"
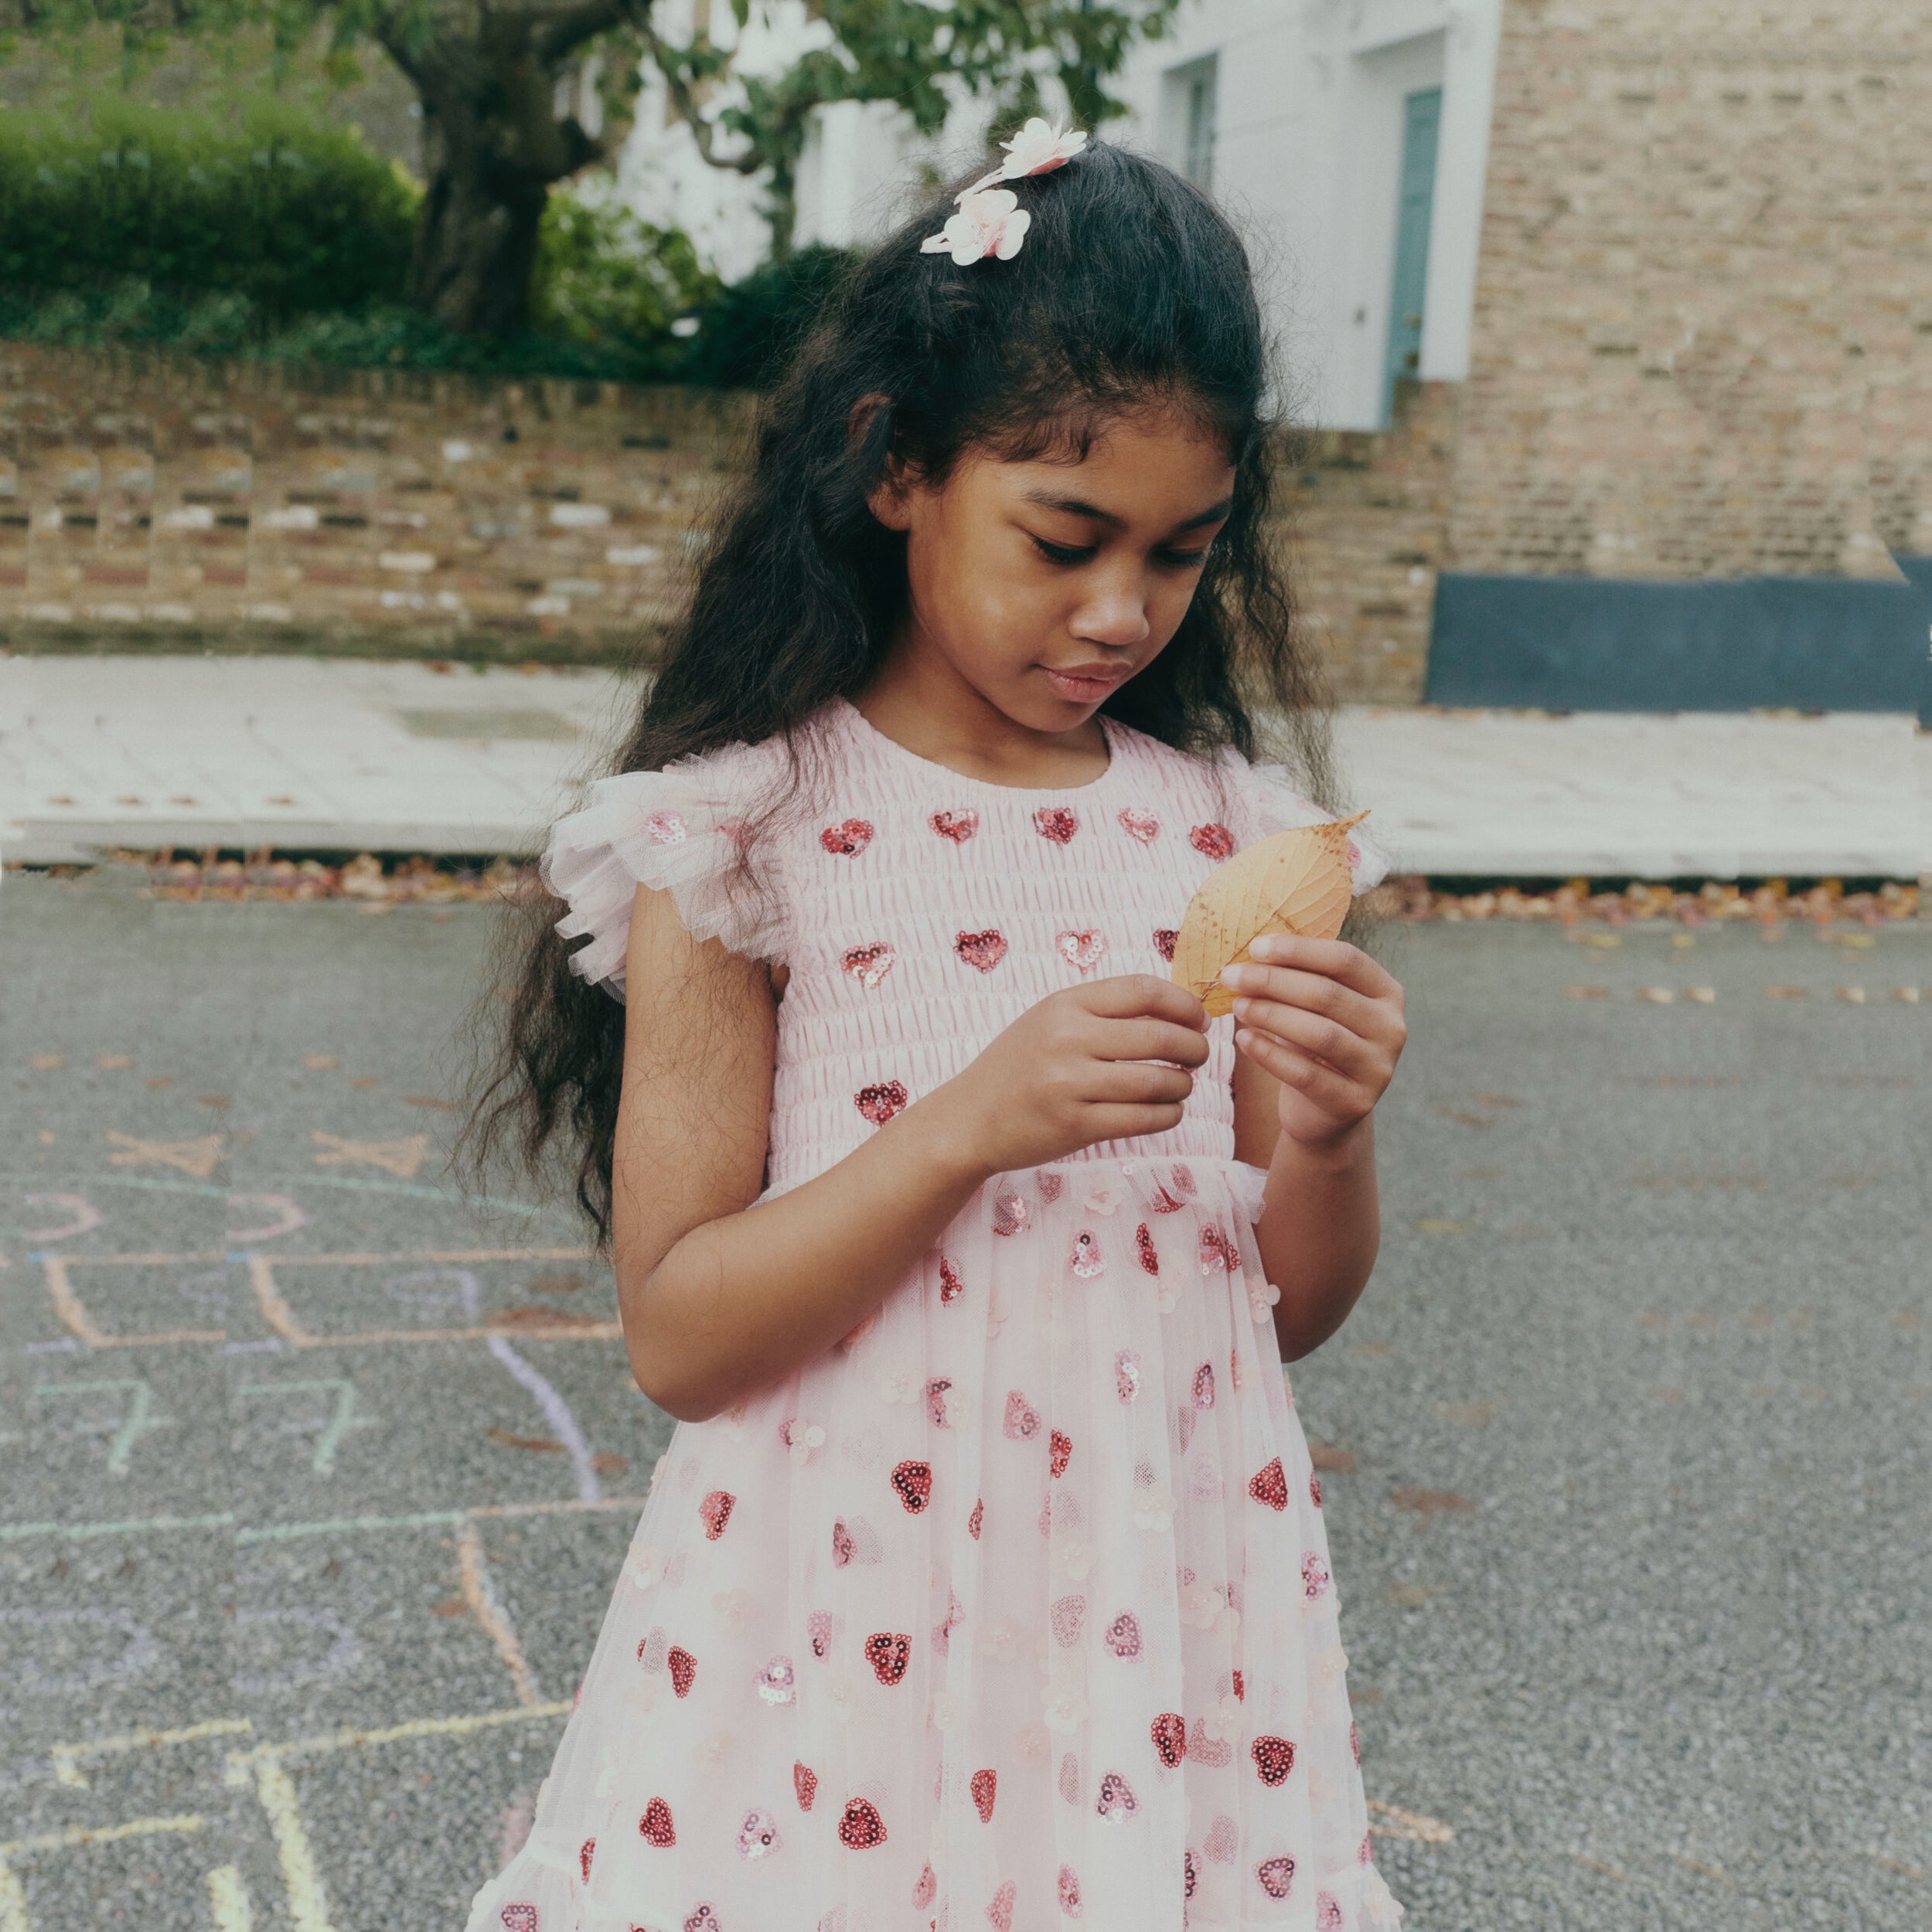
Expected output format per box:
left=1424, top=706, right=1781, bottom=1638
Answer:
left=400, top=23, right=601, bottom=338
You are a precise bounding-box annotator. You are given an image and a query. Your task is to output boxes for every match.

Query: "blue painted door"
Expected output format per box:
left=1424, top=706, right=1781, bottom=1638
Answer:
left=1383, top=84, right=1443, bottom=425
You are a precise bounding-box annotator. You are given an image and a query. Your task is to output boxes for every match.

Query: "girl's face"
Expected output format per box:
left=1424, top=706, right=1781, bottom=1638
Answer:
left=871, top=401, right=1237, bottom=733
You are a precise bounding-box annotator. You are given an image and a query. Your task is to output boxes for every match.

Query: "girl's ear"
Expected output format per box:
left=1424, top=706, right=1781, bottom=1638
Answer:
left=850, top=392, right=916, bottom=532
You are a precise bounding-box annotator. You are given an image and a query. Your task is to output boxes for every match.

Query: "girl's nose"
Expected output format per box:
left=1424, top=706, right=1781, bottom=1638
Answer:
left=1071, top=575, right=1153, bottom=650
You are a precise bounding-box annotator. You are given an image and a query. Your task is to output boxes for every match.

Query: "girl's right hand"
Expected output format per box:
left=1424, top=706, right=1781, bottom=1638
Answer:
left=925, top=975, right=1210, bottom=1177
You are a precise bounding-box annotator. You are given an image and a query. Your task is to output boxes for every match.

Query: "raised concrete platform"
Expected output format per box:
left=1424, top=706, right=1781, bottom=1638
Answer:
left=1, top=656, right=1925, bottom=877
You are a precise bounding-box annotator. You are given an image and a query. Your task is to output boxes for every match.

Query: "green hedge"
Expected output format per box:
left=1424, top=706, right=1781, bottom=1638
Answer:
left=0, top=99, right=417, bottom=322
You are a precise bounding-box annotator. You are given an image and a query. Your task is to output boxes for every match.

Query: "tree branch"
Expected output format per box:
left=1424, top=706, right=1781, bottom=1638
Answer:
left=630, top=7, right=762, bottom=176
left=533, top=0, right=624, bottom=67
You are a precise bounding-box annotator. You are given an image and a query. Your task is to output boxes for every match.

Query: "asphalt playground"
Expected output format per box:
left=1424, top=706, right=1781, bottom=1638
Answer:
left=1, top=866, right=1927, bottom=1931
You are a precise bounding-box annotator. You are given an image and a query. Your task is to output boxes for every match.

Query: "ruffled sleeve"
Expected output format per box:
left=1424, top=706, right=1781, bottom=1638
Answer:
left=539, top=741, right=788, bottom=1001
left=1217, top=746, right=1392, bottom=895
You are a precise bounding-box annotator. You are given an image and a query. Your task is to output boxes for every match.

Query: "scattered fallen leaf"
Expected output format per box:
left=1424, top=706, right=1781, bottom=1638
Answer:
left=403, top=1094, right=458, bottom=1111
left=1386, top=1583, right=1430, bottom=1607
left=1835, top=986, right=1866, bottom=1003
left=1576, top=1856, right=1629, bottom=1882
left=430, top=1597, right=469, bottom=1617
left=1670, top=933, right=1696, bottom=949
left=1565, top=985, right=1610, bottom=999
left=1307, top=1440, right=1357, bottom=1473
left=351, top=1075, right=382, bottom=1088
left=1637, top=1308, right=1668, bottom=1330
left=29, top=1055, right=65, bottom=1071
left=1763, top=986, right=1808, bottom=1000
left=1437, top=1402, right=1494, bottom=1426
left=530, top=1273, right=588, bottom=1295
left=591, top=1450, right=628, bottom=1474
left=1673, top=1856, right=1729, bottom=1887
left=1365, top=1800, right=1455, bottom=1845
left=1637, top=986, right=1674, bottom=1003
left=1682, top=986, right=1716, bottom=1003
left=1416, top=1218, right=1467, bottom=1233
left=1436, top=1106, right=1494, bottom=1129
left=1351, top=1341, right=1395, bottom=1361
left=302, top=1055, right=339, bottom=1070
left=1836, top=932, right=1876, bottom=949
left=1582, top=934, right=1621, bottom=949
left=97, top=1055, right=135, bottom=1070
left=199, top=1095, right=232, bottom=1109
left=1391, top=1487, right=1473, bottom=1518
left=485, top=1306, right=608, bottom=1332
left=486, top=1426, right=567, bottom=1454
left=145, top=1075, right=174, bottom=1089
left=1875, top=1855, right=1926, bottom=1881
left=1892, top=986, right=1922, bottom=1003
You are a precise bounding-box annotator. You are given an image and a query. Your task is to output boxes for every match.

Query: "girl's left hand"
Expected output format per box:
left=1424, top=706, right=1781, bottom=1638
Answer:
left=1218, top=934, right=1406, bottom=1148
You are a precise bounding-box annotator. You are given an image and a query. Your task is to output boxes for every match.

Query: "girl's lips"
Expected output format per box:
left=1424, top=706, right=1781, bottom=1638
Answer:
left=1041, top=665, right=1127, bottom=703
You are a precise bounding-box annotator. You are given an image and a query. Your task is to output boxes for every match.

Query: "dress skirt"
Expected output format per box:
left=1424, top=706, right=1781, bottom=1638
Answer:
left=465, top=1154, right=1400, bottom=1932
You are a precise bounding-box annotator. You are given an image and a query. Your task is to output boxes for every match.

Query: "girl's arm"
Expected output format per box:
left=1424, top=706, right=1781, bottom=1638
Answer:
left=610, top=881, right=1211, bottom=1422
left=1225, top=934, right=1407, bottom=1361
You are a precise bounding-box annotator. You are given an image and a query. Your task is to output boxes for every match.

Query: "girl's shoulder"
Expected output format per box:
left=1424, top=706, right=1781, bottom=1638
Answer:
left=1106, top=721, right=1391, bottom=886
left=539, top=731, right=796, bottom=1000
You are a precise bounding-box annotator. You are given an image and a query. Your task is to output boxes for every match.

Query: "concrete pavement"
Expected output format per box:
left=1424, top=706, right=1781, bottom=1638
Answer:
left=1, top=654, right=1926, bottom=876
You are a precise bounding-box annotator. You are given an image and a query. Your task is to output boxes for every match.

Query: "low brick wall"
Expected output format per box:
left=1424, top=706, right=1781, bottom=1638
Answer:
left=0, top=343, right=1440, bottom=700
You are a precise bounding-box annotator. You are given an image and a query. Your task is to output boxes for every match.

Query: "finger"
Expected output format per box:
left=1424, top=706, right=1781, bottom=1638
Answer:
left=1216, top=962, right=1398, bottom=1044
left=1228, top=997, right=1382, bottom=1080
left=1084, top=1060, right=1196, bottom=1107
left=1242, top=934, right=1401, bottom=1002
left=1078, top=973, right=1209, bottom=1030
left=1234, top=1027, right=1365, bottom=1119
left=1088, top=1016, right=1211, bottom=1068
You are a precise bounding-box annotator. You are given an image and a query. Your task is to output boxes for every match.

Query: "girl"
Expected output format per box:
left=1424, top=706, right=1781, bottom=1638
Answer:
left=464, top=127, right=1406, bottom=1932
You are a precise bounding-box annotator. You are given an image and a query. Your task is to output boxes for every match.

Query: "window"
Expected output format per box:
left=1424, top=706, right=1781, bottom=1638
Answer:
left=1168, top=56, right=1219, bottom=192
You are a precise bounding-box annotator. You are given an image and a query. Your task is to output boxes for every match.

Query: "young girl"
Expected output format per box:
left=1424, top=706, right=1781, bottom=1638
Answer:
left=464, top=128, right=1406, bottom=1932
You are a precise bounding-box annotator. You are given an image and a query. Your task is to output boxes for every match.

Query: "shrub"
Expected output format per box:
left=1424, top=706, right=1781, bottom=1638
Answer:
left=533, top=193, right=719, bottom=373
left=678, top=244, right=855, bottom=390
left=0, top=98, right=417, bottom=322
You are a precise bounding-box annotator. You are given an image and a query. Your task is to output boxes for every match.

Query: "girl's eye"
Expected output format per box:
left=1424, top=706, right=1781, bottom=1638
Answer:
left=1156, top=547, right=1213, bottom=571
left=1030, top=535, right=1096, bottom=567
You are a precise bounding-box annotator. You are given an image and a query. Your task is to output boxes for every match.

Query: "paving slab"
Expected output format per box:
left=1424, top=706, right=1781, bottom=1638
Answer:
left=1, top=655, right=1926, bottom=876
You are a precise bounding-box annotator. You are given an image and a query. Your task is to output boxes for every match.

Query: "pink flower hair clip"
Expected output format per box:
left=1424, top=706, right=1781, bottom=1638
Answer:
left=920, top=118, right=1089, bottom=266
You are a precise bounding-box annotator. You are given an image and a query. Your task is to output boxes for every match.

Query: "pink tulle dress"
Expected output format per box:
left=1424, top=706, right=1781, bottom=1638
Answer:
left=465, top=695, right=1402, bottom=1932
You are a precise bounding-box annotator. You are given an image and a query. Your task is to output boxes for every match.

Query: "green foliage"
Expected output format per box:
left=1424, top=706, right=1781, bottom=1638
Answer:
left=531, top=193, right=719, bottom=363
left=678, top=243, right=851, bottom=391
left=0, top=97, right=417, bottom=322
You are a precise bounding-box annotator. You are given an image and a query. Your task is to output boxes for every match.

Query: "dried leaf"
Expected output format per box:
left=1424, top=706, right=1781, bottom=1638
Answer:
left=1170, top=812, right=1368, bottom=1016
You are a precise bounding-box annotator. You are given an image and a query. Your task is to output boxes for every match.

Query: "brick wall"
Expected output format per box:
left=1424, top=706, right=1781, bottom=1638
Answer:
left=1450, top=1, right=1931, bottom=582
left=0, top=346, right=755, bottom=663
left=0, top=342, right=1440, bottom=700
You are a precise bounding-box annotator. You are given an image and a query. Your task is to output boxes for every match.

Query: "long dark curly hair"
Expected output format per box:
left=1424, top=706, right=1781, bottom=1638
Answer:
left=458, top=138, right=1337, bottom=1250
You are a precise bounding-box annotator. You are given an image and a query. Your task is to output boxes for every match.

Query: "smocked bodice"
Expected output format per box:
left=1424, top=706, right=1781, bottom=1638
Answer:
left=541, top=696, right=1385, bottom=1198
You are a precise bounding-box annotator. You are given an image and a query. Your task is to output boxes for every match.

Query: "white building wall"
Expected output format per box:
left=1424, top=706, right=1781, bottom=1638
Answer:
left=614, top=0, right=1501, bottom=431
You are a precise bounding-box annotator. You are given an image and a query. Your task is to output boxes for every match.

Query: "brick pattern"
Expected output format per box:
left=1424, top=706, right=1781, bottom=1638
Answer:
left=1452, top=2, right=1932, bottom=582
left=0, top=342, right=1440, bottom=700
left=0, top=346, right=755, bottom=660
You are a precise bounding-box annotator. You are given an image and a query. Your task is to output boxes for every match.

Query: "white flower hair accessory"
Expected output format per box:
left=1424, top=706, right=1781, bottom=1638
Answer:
left=920, top=118, right=1088, bottom=265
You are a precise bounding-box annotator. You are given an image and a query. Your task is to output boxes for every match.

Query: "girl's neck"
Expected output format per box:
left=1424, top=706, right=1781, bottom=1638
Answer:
left=851, top=648, right=1110, bottom=791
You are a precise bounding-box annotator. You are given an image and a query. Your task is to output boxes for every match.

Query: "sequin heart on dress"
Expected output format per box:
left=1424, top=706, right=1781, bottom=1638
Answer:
left=939, top=1256, right=966, bottom=1302
left=699, top=1490, right=734, bottom=1539
left=1058, top=1753, right=1082, bottom=1805
left=837, top=1797, right=888, bottom=1849
left=1102, top=1611, right=1142, bottom=1659
left=1249, top=1458, right=1289, bottom=1510
left=738, top=1808, right=782, bottom=1859
left=1257, top=1855, right=1297, bottom=1900
left=1134, top=1223, right=1159, bottom=1275
left=971, top=1767, right=997, bottom=1822
left=1069, top=1230, right=1104, bottom=1277
left=500, top=1906, right=539, bottom=1932
left=1034, top=806, right=1079, bottom=843
left=1190, top=822, right=1236, bottom=861
left=1192, top=1362, right=1216, bottom=1409
left=579, top=1838, right=596, bottom=1883
left=1302, top=1551, right=1331, bottom=1597
left=1049, top=1429, right=1073, bottom=1478
left=793, top=1762, right=818, bottom=1811
left=1056, top=929, right=1108, bottom=974
left=954, top=929, right=1007, bottom=973
left=986, top=1879, right=1016, bottom=1930
left=1117, top=806, right=1160, bottom=843
left=993, top=1191, right=1030, bottom=1237
left=968, top=1498, right=984, bottom=1539
left=643, top=807, right=687, bottom=845
left=1058, top=1865, right=1085, bottom=1917
left=1037, top=1170, right=1065, bottom=1203
left=1050, top=1593, right=1087, bottom=1647
left=807, top=1610, right=836, bottom=1658
left=1187, top=1719, right=1232, bottom=1768
left=925, top=1377, right=952, bottom=1427
left=1151, top=927, right=1177, bottom=963
left=639, top=1797, right=676, bottom=1845
left=913, top=1864, right=938, bottom=1909
left=841, top=942, right=896, bottom=989
left=864, top=1631, right=911, bottom=1685
left=891, top=1460, right=932, bottom=1512
left=855, top=1080, right=908, bottom=1125
left=930, top=809, right=979, bottom=843
left=755, top=1654, right=796, bottom=1705
left=1317, top=1889, right=1344, bottom=1929
left=1150, top=1712, right=1186, bottom=1767
left=1003, top=1391, right=1041, bottom=1440
left=636, top=1626, right=666, bottom=1673
left=1204, top=1814, right=1239, bottom=1863
left=683, top=1907, right=724, bottom=1932
left=820, top=818, right=874, bottom=857
left=667, top=1645, right=696, bottom=1697
left=1176, top=1405, right=1196, bottom=1452
left=1198, top=1224, right=1237, bottom=1275
left=1311, top=1472, right=1324, bottom=1508
left=1115, top=1349, right=1142, bottom=1402
left=1095, top=1772, right=1138, bottom=1821
left=1252, top=1736, right=1297, bottom=1786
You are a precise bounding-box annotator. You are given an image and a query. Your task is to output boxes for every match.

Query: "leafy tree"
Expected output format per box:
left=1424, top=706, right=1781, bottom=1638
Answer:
left=0, top=0, right=1178, bottom=339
